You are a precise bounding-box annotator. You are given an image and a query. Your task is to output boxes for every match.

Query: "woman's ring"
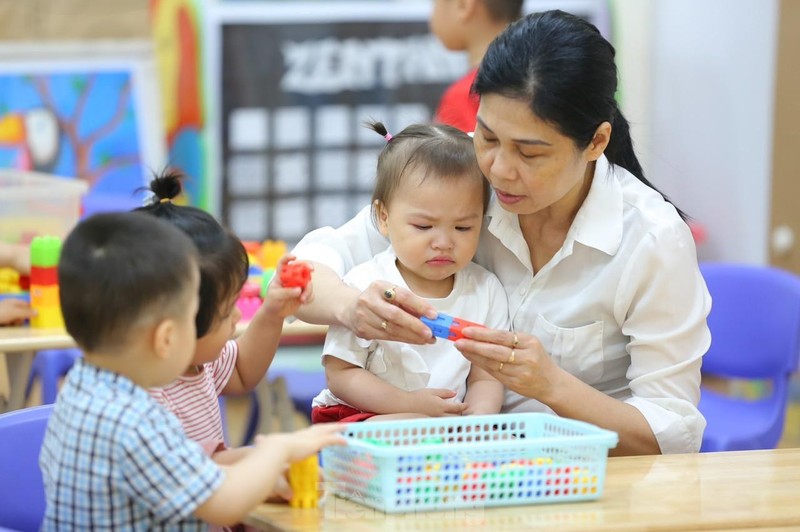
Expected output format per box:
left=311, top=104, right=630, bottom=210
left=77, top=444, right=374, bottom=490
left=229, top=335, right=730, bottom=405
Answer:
left=383, top=286, right=397, bottom=302
left=381, top=320, right=389, bottom=331
left=508, top=349, right=515, bottom=364
left=512, top=333, right=519, bottom=348
left=498, top=361, right=504, bottom=371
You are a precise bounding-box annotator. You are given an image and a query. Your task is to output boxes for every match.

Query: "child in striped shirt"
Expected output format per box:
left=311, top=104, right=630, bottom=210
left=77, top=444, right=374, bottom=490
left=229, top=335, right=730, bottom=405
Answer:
left=137, top=170, right=312, bottom=467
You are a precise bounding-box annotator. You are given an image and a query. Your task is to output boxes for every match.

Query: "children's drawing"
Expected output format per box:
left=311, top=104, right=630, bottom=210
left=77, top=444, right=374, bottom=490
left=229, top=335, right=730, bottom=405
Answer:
left=0, top=71, right=144, bottom=201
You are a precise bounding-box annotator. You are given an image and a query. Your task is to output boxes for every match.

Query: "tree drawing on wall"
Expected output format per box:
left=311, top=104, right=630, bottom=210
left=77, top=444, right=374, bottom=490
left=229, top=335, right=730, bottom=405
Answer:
left=29, top=74, right=141, bottom=186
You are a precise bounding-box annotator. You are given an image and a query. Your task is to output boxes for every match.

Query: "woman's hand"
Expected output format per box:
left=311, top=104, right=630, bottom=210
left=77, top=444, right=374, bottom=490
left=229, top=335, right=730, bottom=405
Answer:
left=454, top=327, right=563, bottom=403
left=348, top=282, right=438, bottom=345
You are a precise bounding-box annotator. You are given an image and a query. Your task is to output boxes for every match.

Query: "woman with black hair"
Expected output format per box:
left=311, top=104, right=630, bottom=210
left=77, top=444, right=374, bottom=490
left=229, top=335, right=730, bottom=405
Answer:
left=292, top=10, right=710, bottom=456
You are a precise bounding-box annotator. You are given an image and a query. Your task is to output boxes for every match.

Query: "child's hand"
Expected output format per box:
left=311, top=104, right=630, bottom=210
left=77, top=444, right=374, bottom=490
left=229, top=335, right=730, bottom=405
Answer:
left=264, top=468, right=293, bottom=502
left=409, top=388, right=469, bottom=417
left=261, top=256, right=314, bottom=318
left=254, top=422, right=347, bottom=463
left=0, top=299, right=35, bottom=326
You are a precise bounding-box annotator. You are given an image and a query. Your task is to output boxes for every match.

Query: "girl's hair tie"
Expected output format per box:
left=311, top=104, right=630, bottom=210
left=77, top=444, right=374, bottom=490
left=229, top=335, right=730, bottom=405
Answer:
left=159, top=197, right=171, bottom=204
left=384, top=132, right=393, bottom=142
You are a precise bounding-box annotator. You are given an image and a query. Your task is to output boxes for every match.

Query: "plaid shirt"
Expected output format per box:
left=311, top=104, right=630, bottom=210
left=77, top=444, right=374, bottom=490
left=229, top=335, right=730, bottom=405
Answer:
left=40, top=360, right=223, bottom=531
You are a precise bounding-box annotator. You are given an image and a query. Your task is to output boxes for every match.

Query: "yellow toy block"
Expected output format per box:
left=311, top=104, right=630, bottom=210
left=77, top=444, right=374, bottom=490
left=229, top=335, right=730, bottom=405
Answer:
left=260, top=240, right=287, bottom=270
left=30, top=285, right=59, bottom=308
left=289, top=454, right=319, bottom=508
left=31, top=305, right=64, bottom=329
left=0, top=267, right=20, bottom=293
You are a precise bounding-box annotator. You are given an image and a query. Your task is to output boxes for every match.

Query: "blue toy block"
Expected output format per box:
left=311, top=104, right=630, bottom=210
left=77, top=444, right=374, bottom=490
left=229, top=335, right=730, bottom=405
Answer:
left=421, top=313, right=485, bottom=341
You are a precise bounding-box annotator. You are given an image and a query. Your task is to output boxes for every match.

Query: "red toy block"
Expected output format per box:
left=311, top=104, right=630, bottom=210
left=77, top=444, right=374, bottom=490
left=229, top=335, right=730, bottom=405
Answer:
left=30, top=266, right=59, bottom=286
left=279, top=262, right=311, bottom=289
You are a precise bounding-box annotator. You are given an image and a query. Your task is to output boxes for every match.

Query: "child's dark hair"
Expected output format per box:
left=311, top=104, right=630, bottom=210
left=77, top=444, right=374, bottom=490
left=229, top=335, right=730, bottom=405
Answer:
left=483, top=0, right=524, bottom=23
left=135, top=170, right=248, bottom=337
left=366, top=121, right=488, bottom=224
left=59, top=212, right=199, bottom=353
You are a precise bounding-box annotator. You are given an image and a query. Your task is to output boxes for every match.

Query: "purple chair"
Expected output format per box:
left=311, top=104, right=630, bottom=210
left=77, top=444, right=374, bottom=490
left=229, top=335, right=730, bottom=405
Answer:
left=0, top=404, right=52, bottom=531
left=24, top=349, right=82, bottom=405
left=699, top=263, right=800, bottom=452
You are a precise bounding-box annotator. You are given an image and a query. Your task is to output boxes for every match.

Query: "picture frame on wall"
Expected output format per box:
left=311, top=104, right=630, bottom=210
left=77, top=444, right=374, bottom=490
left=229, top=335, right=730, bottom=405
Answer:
left=0, top=40, right=166, bottom=215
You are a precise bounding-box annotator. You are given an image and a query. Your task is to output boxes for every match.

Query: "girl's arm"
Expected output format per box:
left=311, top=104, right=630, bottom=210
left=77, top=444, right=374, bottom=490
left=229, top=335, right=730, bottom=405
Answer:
left=326, top=357, right=467, bottom=417
left=462, top=365, right=504, bottom=415
left=295, top=262, right=437, bottom=345
left=225, top=256, right=308, bottom=394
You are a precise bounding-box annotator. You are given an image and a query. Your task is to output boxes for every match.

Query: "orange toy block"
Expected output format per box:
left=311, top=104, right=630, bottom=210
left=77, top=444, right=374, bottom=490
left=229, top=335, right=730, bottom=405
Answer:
left=30, top=285, right=59, bottom=308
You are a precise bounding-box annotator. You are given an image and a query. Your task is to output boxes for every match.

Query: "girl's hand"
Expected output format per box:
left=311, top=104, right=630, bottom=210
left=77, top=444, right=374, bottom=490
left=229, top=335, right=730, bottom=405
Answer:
left=254, top=423, right=347, bottom=463
left=0, top=299, right=35, bottom=326
left=262, top=256, right=314, bottom=317
left=408, top=388, right=468, bottom=417
left=455, top=327, right=563, bottom=403
left=349, top=282, right=437, bottom=344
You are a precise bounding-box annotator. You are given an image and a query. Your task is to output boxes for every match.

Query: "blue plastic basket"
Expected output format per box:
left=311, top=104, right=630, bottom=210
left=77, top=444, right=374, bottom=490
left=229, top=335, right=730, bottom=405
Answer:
left=321, top=413, right=618, bottom=513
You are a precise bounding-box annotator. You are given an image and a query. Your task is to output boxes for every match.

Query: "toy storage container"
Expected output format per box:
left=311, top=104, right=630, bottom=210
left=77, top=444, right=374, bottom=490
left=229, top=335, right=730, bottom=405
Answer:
left=321, top=413, right=618, bottom=513
left=0, top=170, right=88, bottom=244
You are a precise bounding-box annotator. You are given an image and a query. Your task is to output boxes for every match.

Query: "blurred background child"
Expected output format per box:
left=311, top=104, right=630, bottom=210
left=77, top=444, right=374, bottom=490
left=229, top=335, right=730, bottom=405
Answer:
left=430, top=0, right=523, bottom=132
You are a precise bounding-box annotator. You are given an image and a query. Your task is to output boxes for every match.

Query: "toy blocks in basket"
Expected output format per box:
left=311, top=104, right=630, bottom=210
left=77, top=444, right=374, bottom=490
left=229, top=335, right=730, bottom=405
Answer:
left=320, top=413, right=618, bottom=513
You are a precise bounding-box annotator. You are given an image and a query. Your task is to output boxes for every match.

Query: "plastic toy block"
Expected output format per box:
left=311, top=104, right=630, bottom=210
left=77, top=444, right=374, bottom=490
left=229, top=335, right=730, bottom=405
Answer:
left=260, top=268, right=275, bottom=299
left=289, top=454, right=320, bottom=508
left=31, top=305, right=64, bottom=329
left=30, top=285, right=59, bottom=308
left=260, top=240, right=287, bottom=270
left=236, top=296, right=261, bottom=320
left=421, top=313, right=486, bottom=341
left=30, top=236, right=61, bottom=268
left=0, top=267, right=20, bottom=293
left=0, top=292, right=29, bottom=303
left=30, top=266, right=58, bottom=286
left=279, top=262, right=311, bottom=289
left=240, top=281, right=260, bottom=299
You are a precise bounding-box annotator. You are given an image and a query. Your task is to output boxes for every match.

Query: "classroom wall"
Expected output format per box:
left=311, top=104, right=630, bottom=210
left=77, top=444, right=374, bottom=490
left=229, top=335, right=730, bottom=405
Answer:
left=647, top=0, right=778, bottom=264
left=0, top=0, right=149, bottom=40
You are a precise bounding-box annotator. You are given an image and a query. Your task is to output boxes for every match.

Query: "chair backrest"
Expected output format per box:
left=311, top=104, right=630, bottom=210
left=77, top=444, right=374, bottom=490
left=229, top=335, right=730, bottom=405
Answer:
left=0, top=404, right=52, bottom=532
left=700, top=263, right=800, bottom=379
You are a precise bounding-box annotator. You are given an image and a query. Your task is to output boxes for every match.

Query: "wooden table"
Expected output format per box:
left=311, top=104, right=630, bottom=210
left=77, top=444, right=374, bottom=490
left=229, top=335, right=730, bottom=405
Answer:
left=0, top=319, right=328, bottom=413
left=245, top=448, right=800, bottom=531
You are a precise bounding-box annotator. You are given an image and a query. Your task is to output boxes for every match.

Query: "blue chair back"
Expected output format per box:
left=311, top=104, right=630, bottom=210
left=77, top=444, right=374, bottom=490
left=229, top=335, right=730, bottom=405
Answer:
left=702, top=263, right=800, bottom=378
left=0, top=404, right=52, bottom=531
left=699, top=263, right=800, bottom=451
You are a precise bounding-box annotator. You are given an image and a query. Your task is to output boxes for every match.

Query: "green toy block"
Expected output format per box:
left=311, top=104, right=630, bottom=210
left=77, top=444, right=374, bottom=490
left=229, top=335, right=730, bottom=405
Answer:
left=30, top=236, right=61, bottom=268
left=260, top=267, right=275, bottom=299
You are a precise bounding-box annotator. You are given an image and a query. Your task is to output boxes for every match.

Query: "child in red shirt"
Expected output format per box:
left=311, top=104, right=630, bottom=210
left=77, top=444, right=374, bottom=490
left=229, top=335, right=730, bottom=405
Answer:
left=430, top=0, right=523, bottom=133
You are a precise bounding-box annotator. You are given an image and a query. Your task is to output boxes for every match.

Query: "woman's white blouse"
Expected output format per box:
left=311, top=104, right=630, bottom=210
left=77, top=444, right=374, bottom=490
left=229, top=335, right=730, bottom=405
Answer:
left=292, top=155, right=711, bottom=454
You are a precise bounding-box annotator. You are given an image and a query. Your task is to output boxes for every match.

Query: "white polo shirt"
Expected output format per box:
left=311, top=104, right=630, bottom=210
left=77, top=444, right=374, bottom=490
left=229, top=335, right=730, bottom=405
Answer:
left=293, top=155, right=711, bottom=454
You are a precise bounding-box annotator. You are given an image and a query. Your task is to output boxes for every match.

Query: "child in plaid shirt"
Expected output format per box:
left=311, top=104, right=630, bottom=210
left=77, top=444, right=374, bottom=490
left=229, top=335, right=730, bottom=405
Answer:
left=40, top=212, right=344, bottom=530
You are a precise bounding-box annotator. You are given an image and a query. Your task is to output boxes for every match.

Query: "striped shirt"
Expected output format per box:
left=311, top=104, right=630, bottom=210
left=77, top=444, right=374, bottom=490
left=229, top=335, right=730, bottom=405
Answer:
left=40, top=360, right=223, bottom=531
left=149, top=340, right=238, bottom=454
